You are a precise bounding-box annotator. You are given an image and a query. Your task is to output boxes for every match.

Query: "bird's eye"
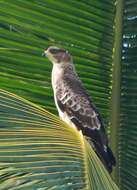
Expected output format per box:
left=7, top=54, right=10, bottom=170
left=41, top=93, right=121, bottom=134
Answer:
left=49, top=48, right=66, bottom=54
left=49, top=49, right=59, bottom=54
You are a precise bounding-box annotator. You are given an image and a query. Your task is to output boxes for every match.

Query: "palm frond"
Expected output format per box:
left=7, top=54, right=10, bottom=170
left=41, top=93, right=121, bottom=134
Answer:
left=0, top=89, right=119, bottom=189
left=118, top=1, right=137, bottom=189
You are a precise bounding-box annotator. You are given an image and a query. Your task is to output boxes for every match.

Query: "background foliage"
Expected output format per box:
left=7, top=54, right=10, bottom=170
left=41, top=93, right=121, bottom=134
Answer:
left=0, top=0, right=137, bottom=189
left=118, top=1, right=137, bottom=189
left=0, top=0, right=117, bottom=189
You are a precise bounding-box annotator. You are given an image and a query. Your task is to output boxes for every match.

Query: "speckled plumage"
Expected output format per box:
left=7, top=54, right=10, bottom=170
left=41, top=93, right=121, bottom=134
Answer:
left=53, top=63, right=101, bottom=130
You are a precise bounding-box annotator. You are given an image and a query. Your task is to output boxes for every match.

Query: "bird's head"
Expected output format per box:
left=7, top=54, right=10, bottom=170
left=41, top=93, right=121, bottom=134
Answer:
left=43, top=46, right=72, bottom=64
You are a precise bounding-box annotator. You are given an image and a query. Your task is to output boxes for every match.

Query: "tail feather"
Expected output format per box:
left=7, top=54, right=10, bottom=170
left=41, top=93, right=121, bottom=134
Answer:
left=94, top=143, right=116, bottom=173
left=76, top=122, right=116, bottom=173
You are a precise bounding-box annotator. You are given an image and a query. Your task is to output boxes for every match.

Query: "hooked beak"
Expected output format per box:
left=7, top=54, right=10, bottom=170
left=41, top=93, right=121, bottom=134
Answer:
left=42, top=50, right=48, bottom=57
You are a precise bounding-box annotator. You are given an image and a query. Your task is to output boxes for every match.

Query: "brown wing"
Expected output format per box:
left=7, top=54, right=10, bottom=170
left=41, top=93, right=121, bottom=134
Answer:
left=56, top=76, right=107, bottom=142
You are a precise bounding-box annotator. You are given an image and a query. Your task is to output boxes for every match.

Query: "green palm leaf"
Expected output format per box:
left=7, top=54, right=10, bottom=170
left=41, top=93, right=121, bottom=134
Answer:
left=0, top=89, right=119, bottom=189
left=0, top=167, right=33, bottom=190
left=116, top=1, right=137, bottom=189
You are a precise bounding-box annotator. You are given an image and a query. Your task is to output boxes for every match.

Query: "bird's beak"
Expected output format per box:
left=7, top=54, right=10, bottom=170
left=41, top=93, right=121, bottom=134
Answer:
left=42, top=50, right=48, bottom=57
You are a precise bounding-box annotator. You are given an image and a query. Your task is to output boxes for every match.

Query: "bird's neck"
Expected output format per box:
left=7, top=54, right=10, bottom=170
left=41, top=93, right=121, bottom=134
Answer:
left=51, top=62, right=75, bottom=90
left=52, top=64, right=64, bottom=89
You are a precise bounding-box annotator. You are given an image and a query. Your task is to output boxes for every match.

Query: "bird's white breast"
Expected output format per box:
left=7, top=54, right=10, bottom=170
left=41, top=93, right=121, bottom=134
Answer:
left=52, top=64, right=64, bottom=117
left=51, top=64, right=76, bottom=129
left=52, top=64, right=63, bottom=87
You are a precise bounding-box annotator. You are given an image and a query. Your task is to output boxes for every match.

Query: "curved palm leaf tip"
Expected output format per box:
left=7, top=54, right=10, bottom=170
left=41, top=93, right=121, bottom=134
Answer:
left=43, top=46, right=116, bottom=174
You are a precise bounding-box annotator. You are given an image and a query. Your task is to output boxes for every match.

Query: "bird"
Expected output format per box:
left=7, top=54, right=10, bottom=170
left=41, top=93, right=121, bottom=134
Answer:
left=43, top=46, right=116, bottom=173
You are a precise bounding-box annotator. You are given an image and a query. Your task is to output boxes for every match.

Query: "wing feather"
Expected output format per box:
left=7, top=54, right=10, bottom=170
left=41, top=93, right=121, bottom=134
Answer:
left=55, top=76, right=115, bottom=173
left=56, top=77, right=102, bottom=131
